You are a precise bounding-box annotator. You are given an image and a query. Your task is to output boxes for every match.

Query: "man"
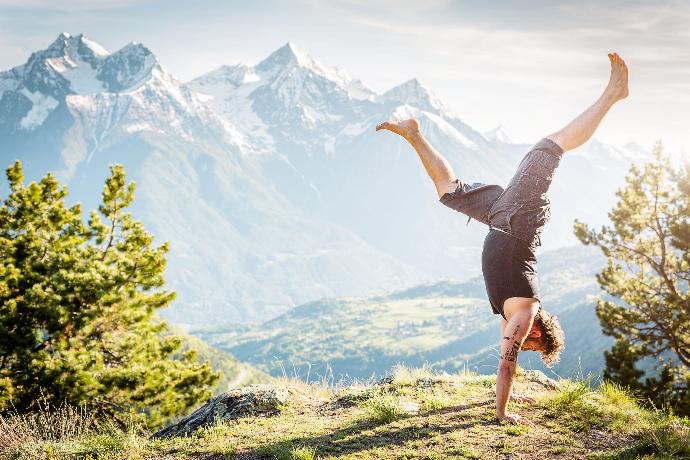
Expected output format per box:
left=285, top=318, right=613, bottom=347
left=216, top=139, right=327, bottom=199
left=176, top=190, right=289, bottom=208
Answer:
left=376, top=53, right=629, bottom=425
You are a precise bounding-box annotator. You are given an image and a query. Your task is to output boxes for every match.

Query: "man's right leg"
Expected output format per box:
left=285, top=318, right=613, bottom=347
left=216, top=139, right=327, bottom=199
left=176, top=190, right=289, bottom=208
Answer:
left=546, top=52, right=629, bottom=153
left=375, top=118, right=457, bottom=198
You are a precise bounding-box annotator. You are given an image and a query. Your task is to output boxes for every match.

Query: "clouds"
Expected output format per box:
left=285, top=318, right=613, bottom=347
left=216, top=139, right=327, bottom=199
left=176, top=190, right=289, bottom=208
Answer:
left=0, top=0, right=686, bottom=153
left=316, top=0, right=690, bottom=150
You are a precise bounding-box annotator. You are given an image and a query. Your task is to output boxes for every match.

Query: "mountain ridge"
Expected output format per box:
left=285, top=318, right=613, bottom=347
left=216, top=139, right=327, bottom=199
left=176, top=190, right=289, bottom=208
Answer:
left=198, top=244, right=611, bottom=382
left=0, top=34, right=651, bottom=328
left=0, top=33, right=426, bottom=327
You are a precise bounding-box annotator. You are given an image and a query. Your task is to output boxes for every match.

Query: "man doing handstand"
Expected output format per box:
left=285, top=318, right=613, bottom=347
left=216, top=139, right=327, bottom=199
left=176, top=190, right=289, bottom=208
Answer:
left=376, top=52, right=629, bottom=425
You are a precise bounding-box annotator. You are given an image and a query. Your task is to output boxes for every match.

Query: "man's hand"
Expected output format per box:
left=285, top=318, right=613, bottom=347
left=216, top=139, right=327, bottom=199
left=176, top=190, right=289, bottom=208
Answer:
left=510, top=393, right=536, bottom=404
left=498, top=412, right=535, bottom=426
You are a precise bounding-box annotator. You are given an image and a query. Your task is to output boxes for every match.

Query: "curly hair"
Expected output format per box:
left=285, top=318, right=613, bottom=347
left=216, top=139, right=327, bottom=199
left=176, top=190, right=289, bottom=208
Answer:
left=535, top=309, right=565, bottom=367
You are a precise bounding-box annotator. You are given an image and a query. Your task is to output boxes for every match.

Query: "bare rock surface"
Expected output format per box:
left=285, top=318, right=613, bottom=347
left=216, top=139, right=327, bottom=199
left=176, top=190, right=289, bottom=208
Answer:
left=154, top=384, right=289, bottom=438
left=521, top=370, right=560, bottom=390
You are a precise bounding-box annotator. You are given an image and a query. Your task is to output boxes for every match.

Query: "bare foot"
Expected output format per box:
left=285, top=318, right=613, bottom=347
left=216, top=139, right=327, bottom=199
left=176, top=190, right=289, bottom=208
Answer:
left=498, top=412, right=535, bottom=427
left=375, top=118, right=420, bottom=138
left=510, top=393, right=537, bottom=404
left=605, top=52, right=629, bottom=101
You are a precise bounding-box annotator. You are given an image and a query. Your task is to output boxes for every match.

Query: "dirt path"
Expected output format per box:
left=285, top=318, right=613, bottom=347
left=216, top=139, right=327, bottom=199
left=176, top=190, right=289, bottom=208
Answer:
left=228, top=367, right=248, bottom=389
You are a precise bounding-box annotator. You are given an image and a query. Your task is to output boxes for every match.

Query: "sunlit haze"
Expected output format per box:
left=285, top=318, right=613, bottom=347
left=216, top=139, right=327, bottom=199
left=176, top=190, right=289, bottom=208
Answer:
left=1, top=0, right=688, bottom=154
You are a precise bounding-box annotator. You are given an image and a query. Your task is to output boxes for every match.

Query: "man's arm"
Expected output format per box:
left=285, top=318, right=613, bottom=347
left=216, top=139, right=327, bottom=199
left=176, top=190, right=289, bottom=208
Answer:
left=499, top=319, right=537, bottom=405
left=496, top=307, right=536, bottom=425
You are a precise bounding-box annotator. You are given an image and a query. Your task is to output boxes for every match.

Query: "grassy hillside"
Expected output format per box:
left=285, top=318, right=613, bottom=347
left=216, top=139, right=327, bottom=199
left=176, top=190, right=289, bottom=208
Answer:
left=3, top=366, right=688, bottom=459
left=198, top=245, right=611, bottom=382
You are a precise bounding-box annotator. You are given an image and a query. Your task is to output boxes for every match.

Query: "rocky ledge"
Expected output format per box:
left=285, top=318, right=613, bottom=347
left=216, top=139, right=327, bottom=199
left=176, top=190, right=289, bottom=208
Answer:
left=155, top=370, right=560, bottom=439
left=154, top=384, right=292, bottom=438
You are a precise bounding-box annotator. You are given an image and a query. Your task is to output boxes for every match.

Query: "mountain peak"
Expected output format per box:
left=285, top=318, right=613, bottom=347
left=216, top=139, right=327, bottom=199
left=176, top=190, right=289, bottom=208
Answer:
left=46, top=32, right=109, bottom=58
left=256, top=41, right=318, bottom=72
left=46, top=32, right=72, bottom=50
left=484, top=124, right=514, bottom=144
left=382, top=78, right=447, bottom=113
left=283, top=41, right=308, bottom=61
left=402, top=78, right=422, bottom=87
left=251, top=42, right=375, bottom=101
left=0, top=32, right=164, bottom=131
left=114, top=41, right=156, bottom=64
left=52, top=32, right=72, bottom=44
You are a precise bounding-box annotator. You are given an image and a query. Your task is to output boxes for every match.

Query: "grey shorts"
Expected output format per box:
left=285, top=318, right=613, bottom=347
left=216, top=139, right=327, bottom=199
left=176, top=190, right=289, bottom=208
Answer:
left=439, top=138, right=564, bottom=246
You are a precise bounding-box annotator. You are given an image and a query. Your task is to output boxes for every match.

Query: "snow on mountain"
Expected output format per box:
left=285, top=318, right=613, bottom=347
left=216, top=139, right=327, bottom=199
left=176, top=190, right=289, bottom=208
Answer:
left=188, top=43, right=527, bottom=279
left=0, top=34, right=424, bottom=328
left=190, top=42, right=378, bottom=153
left=254, top=42, right=375, bottom=101
left=188, top=42, right=651, bottom=281
left=1, top=32, right=251, bottom=179
left=17, top=90, right=59, bottom=130
left=190, top=42, right=493, bottom=169
left=381, top=78, right=447, bottom=113
left=189, top=64, right=272, bottom=150
left=0, top=33, right=232, bottom=142
left=1, top=35, right=652, bottom=328
left=2, top=33, right=154, bottom=105
left=483, top=124, right=514, bottom=144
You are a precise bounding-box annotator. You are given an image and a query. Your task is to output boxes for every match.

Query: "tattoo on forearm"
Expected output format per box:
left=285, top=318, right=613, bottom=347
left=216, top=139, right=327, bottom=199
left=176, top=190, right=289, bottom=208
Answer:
left=500, top=325, right=521, bottom=362
left=502, top=341, right=520, bottom=362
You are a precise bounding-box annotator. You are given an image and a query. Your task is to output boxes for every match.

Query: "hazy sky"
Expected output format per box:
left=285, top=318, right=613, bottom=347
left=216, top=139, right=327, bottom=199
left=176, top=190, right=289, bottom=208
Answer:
left=1, top=0, right=688, bottom=154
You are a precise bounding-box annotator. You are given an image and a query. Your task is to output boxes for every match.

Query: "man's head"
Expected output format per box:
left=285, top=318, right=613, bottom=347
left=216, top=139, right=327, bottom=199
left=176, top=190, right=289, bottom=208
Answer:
left=520, top=309, right=565, bottom=366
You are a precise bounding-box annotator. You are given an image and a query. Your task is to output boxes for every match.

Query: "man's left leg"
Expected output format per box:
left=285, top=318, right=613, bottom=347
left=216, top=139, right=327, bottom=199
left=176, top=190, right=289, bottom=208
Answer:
left=494, top=52, right=629, bottom=242
left=547, top=52, right=629, bottom=153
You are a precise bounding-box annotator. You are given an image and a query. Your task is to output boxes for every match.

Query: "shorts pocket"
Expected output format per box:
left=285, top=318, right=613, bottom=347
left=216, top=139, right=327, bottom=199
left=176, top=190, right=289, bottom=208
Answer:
left=488, top=202, right=522, bottom=233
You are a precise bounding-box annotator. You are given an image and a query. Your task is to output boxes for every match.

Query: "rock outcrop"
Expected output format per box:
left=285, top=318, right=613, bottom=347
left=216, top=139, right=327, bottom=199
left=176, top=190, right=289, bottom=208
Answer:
left=521, top=370, right=560, bottom=390
left=154, top=384, right=289, bottom=438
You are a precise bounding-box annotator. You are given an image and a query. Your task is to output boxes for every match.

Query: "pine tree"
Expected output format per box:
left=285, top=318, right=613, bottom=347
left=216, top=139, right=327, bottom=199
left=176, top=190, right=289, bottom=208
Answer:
left=575, top=142, right=690, bottom=414
left=0, top=161, right=218, bottom=428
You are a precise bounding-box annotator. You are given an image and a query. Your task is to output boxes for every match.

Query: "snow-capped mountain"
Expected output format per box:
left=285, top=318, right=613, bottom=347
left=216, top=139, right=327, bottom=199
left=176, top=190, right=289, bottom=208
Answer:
left=1, top=33, right=172, bottom=129
left=483, top=125, right=514, bottom=144
left=1, top=34, right=649, bottom=328
left=191, top=42, right=649, bottom=280
left=0, top=33, right=243, bottom=180
left=381, top=78, right=447, bottom=113
left=191, top=42, right=377, bottom=157
left=0, top=34, right=423, bottom=328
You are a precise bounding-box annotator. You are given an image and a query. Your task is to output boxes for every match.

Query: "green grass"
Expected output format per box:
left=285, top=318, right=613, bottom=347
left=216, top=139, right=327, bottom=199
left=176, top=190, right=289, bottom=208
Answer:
left=359, top=394, right=407, bottom=424
left=4, top=368, right=689, bottom=460
left=592, top=410, right=690, bottom=459
left=452, top=445, right=482, bottom=458
left=260, top=441, right=317, bottom=460
left=417, top=389, right=449, bottom=413
left=541, top=377, right=652, bottom=434
left=390, top=364, right=434, bottom=387
left=505, top=424, right=529, bottom=436
left=598, top=380, right=640, bottom=407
